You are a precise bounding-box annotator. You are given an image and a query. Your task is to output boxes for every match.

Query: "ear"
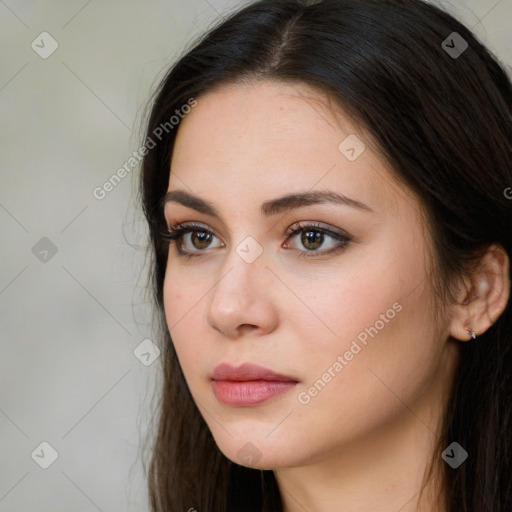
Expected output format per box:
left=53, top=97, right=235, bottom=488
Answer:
left=449, top=243, right=510, bottom=341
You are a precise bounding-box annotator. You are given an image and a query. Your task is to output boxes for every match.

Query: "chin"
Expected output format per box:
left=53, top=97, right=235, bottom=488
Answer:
left=211, top=430, right=297, bottom=470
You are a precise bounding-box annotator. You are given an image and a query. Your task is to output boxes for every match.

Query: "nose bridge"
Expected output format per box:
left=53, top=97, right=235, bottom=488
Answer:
left=214, top=233, right=267, bottom=301
left=205, top=232, right=272, bottom=334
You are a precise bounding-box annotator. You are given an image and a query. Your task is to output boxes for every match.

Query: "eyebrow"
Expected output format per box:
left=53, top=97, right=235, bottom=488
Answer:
left=161, top=189, right=374, bottom=219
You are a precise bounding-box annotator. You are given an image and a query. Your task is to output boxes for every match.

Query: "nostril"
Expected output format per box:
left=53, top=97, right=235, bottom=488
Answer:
left=238, top=324, right=258, bottom=334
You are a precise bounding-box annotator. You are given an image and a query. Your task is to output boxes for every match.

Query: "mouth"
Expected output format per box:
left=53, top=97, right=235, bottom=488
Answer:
left=210, top=362, right=299, bottom=407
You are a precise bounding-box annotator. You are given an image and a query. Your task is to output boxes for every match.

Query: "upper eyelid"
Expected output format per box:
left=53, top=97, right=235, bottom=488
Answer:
left=165, top=214, right=346, bottom=231
left=166, top=220, right=219, bottom=236
left=164, top=213, right=234, bottom=236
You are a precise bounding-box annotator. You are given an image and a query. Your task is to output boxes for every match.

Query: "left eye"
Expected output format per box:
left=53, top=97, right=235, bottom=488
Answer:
left=284, top=222, right=351, bottom=257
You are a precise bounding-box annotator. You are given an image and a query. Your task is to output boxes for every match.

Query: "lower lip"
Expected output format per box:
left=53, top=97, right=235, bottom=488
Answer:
left=211, top=380, right=298, bottom=406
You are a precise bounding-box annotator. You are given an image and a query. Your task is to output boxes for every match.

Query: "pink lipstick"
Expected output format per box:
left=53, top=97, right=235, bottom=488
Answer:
left=210, top=363, right=299, bottom=407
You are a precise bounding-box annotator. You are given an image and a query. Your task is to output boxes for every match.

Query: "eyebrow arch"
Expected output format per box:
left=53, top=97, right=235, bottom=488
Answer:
left=160, top=189, right=374, bottom=218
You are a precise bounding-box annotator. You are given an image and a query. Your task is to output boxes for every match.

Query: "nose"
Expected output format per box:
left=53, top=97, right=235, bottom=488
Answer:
left=204, top=246, right=278, bottom=339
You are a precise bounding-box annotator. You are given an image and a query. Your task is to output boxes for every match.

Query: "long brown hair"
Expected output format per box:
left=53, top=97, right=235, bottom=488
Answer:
left=138, top=0, right=512, bottom=510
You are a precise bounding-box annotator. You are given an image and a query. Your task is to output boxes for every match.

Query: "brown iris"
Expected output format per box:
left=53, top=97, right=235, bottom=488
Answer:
left=191, top=231, right=212, bottom=250
left=301, top=230, right=323, bottom=250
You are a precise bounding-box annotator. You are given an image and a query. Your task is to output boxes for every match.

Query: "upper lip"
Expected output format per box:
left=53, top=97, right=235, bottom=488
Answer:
left=211, top=363, right=299, bottom=382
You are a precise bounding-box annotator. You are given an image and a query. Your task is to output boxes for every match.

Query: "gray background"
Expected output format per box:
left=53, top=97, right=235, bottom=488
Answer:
left=0, top=0, right=510, bottom=511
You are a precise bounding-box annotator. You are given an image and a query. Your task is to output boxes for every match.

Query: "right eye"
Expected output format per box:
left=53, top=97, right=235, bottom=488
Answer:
left=161, top=222, right=224, bottom=258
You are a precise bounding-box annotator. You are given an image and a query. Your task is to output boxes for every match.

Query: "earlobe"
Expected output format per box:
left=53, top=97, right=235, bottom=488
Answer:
left=449, top=243, right=510, bottom=342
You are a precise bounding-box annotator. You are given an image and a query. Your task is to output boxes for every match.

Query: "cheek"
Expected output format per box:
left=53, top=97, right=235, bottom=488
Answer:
left=282, top=250, right=403, bottom=356
left=288, top=246, right=435, bottom=414
left=162, top=269, right=206, bottom=376
left=163, top=258, right=203, bottom=326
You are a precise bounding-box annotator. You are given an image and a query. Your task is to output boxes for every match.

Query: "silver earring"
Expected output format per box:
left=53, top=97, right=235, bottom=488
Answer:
left=465, top=319, right=478, bottom=340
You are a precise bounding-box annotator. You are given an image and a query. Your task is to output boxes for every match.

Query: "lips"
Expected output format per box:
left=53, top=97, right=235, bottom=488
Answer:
left=210, top=363, right=299, bottom=407
left=211, top=362, right=298, bottom=382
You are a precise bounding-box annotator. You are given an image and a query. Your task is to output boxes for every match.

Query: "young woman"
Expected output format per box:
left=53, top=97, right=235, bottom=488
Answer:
left=138, top=0, right=512, bottom=510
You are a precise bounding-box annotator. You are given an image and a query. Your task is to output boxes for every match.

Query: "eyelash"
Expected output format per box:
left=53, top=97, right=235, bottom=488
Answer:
left=160, top=221, right=351, bottom=260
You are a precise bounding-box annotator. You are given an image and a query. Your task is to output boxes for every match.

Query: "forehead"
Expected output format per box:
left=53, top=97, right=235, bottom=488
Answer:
left=167, top=80, right=412, bottom=220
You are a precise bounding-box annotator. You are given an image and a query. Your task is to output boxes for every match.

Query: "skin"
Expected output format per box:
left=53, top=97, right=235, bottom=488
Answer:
left=161, top=80, right=510, bottom=512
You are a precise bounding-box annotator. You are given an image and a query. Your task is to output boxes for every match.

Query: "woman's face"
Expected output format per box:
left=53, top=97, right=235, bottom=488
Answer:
left=162, top=80, right=458, bottom=470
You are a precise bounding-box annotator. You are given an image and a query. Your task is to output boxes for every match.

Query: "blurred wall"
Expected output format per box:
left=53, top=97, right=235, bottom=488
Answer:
left=0, top=0, right=510, bottom=510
